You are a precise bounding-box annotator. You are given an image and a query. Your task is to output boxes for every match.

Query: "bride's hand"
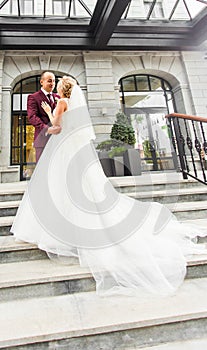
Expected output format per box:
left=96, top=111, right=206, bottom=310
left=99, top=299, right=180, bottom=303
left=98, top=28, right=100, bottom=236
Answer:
left=46, top=125, right=62, bottom=135
left=41, top=101, right=51, bottom=114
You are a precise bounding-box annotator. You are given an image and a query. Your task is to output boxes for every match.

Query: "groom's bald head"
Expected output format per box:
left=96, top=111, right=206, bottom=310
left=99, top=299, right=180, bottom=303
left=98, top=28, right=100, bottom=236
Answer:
left=40, top=71, right=55, bottom=93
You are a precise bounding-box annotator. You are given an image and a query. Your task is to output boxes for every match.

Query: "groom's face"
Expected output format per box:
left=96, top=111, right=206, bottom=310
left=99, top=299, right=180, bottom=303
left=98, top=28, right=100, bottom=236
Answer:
left=40, top=72, right=55, bottom=93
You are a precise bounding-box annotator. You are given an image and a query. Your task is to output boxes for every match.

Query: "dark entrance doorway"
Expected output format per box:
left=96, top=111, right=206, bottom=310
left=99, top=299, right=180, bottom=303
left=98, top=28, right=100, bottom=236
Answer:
left=11, top=75, right=61, bottom=180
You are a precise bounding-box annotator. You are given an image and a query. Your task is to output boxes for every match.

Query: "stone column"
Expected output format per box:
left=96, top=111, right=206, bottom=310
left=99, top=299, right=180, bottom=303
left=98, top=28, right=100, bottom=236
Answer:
left=0, top=85, right=19, bottom=182
left=1, top=86, right=12, bottom=167
left=181, top=51, right=207, bottom=118
left=172, top=84, right=192, bottom=115
left=0, top=52, right=4, bottom=156
left=83, top=51, right=120, bottom=145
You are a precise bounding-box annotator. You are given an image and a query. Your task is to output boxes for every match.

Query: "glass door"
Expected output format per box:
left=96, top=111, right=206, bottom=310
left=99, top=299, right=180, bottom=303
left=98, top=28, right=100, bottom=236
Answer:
left=11, top=74, right=62, bottom=180
left=120, top=74, right=177, bottom=172
left=11, top=113, right=36, bottom=180
left=126, top=107, right=175, bottom=171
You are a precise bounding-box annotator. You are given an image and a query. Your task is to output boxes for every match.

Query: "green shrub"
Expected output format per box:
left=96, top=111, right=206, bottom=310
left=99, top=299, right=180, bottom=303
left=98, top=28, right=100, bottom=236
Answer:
left=96, top=112, right=136, bottom=157
left=108, top=146, right=127, bottom=158
left=110, top=112, right=136, bottom=146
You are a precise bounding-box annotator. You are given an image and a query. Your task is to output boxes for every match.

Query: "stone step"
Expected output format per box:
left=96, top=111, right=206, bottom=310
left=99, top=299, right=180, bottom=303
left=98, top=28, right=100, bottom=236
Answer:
left=0, top=191, right=23, bottom=202
left=1, top=186, right=207, bottom=218
left=167, top=200, right=207, bottom=220
left=121, top=337, right=207, bottom=350
left=1, top=215, right=207, bottom=262
left=110, top=174, right=202, bottom=193
left=0, top=175, right=201, bottom=201
left=1, top=277, right=207, bottom=349
left=0, top=181, right=26, bottom=202
left=0, top=250, right=207, bottom=302
left=0, top=259, right=93, bottom=302
left=0, top=200, right=20, bottom=217
left=1, top=219, right=207, bottom=246
left=0, top=216, right=14, bottom=235
left=126, top=186, right=207, bottom=204
left=0, top=213, right=206, bottom=242
left=0, top=236, right=47, bottom=263
left=0, top=177, right=206, bottom=220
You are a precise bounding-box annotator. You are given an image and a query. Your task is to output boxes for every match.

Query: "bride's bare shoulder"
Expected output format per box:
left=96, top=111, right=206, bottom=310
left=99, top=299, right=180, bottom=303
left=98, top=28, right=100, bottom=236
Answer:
left=57, top=98, right=68, bottom=104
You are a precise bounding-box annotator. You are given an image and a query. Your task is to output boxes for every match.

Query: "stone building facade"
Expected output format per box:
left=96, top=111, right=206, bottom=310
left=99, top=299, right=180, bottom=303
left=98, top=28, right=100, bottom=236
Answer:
left=0, top=49, right=207, bottom=182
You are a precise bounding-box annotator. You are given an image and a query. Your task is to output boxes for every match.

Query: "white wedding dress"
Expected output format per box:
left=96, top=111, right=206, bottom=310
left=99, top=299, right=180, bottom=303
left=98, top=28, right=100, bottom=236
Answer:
left=11, top=85, right=207, bottom=297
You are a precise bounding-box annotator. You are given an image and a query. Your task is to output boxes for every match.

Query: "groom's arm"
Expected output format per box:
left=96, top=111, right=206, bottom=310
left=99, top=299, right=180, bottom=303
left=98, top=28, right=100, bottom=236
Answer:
left=27, top=94, right=48, bottom=131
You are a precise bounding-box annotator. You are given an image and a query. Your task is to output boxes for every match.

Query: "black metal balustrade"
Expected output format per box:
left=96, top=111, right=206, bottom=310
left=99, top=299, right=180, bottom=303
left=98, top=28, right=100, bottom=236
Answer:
left=165, top=113, right=207, bottom=185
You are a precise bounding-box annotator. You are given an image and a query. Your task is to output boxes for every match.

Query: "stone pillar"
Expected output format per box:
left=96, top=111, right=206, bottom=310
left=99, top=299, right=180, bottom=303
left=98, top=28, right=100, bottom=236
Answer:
left=0, top=85, right=19, bottom=182
left=1, top=86, right=12, bottom=167
left=0, top=52, right=4, bottom=156
left=83, top=51, right=120, bottom=145
left=181, top=51, right=207, bottom=118
left=172, top=84, right=193, bottom=115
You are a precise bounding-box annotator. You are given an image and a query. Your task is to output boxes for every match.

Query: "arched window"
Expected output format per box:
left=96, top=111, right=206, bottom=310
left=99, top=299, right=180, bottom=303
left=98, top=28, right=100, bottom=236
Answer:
left=119, top=74, right=177, bottom=171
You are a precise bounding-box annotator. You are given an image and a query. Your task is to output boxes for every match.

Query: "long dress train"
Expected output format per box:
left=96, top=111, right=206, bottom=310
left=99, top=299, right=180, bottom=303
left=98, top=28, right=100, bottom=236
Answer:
left=11, top=85, right=207, bottom=297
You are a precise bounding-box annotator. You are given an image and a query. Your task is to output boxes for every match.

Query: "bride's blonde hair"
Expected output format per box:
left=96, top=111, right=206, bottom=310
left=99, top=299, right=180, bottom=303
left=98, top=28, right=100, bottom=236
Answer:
left=57, top=76, right=77, bottom=98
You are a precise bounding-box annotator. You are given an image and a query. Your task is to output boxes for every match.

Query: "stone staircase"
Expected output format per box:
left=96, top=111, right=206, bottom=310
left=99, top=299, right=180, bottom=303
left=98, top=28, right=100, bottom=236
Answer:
left=0, top=172, right=207, bottom=349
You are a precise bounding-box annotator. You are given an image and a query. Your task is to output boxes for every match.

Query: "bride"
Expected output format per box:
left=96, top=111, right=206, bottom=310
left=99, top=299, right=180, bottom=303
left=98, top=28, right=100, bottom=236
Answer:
left=11, top=76, right=207, bottom=297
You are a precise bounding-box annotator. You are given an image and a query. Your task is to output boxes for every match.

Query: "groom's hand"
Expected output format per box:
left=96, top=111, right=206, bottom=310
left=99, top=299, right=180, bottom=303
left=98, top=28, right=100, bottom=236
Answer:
left=46, top=125, right=62, bottom=135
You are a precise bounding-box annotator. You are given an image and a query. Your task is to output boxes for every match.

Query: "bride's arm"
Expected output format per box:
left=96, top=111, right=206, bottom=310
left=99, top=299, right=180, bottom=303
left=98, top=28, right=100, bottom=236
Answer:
left=52, top=99, right=67, bottom=126
left=41, top=102, right=53, bottom=123
left=41, top=99, right=67, bottom=126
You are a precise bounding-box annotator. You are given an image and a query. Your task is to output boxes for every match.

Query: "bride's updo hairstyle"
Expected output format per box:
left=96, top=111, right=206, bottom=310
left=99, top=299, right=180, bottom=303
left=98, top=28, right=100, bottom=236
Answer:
left=57, top=75, right=77, bottom=98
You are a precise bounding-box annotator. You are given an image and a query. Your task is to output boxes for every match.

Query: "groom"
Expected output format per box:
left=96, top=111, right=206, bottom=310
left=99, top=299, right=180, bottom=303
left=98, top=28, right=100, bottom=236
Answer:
left=27, top=71, right=61, bottom=162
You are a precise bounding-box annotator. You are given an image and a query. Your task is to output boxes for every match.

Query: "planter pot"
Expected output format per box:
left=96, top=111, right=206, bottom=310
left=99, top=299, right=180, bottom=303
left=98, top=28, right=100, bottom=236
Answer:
left=124, top=149, right=142, bottom=176
left=98, top=151, right=115, bottom=177
left=113, top=156, right=125, bottom=176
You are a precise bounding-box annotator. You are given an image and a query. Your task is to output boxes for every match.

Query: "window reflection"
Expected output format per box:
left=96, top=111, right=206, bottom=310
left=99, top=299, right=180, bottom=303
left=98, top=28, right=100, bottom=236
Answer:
left=149, top=76, right=162, bottom=91
left=0, top=0, right=97, bottom=17
left=13, top=95, right=21, bottom=110
left=122, top=77, right=136, bottom=92
left=136, top=76, right=149, bottom=91
left=119, top=74, right=175, bottom=172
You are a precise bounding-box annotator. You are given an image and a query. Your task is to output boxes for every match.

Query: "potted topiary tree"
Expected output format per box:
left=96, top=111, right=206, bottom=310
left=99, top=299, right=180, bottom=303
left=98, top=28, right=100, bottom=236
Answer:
left=110, top=112, right=136, bottom=175
left=97, top=112, right=141, bottom=176
left=110, top=112, right=136, bottom=147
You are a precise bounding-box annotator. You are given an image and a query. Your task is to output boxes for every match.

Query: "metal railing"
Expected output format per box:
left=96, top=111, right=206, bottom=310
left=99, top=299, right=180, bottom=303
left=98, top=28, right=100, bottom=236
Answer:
left=165, top=113, right=207, bottom=185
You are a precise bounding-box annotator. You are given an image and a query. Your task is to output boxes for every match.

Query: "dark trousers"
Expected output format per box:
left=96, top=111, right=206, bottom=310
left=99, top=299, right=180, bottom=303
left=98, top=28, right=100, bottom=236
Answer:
left=35, top=147, right=44, bottom=163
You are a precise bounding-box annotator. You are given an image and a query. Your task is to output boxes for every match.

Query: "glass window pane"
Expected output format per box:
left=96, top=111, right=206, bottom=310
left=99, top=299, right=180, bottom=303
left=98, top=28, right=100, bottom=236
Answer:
left=166, top=92, right=174, bottom=113
left=12, top=148, right=20, bottom=164
left=22, top=94, right=29, bottom=110
left=13, top=95, right=21, bottom=110
left=136, top=76, right=149, bottom=91
left=11, top=1, right=18, bottom=15
left=52, top=0, right=64, bottom=16
left=12, top=115, right=20, bottom=146
left=22, top=0, right=34, bottom=15
left=0, top=2, right=10, bottom=15
left=150, top=77, right=162, bottom=91
left=23, top=164, right=35, bottom=179
left=123, top=93, right=147, bottom=108
left=13, top=82, right=21, bottom=93
left=26, top=122, right=35, bottom=162
left=164, top=81, right=171, bottom=91
left=22, top=77, right=36, bottom=92
left=122, top=77, right=136, bottom=92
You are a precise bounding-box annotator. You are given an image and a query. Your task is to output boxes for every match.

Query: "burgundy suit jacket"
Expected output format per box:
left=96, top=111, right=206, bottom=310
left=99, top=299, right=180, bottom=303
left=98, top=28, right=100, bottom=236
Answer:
left=27, top=90, right=59, bottom=148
